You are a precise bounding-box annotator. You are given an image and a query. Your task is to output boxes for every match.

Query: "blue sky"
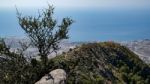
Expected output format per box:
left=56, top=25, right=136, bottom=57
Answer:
left=1, top=0, right=150, bottom=10
left=0, top=0, right=150, bottom=41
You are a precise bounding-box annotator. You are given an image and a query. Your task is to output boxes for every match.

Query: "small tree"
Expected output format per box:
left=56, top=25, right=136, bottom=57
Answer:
left=17, top=5, right=73, bottom=67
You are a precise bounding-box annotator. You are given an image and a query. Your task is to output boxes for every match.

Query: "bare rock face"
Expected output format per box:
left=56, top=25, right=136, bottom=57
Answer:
left=35, top=69, right=66, bottom=84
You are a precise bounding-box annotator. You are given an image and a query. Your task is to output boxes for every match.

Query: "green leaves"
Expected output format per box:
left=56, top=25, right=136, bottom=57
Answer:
left=17, top=5, right=73, bottom=67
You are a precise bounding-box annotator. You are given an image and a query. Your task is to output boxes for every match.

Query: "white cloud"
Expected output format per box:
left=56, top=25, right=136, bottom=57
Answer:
left=0, top=0, right=150, bottom=10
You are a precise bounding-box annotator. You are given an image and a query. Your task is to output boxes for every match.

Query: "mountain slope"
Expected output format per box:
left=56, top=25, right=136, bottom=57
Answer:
left=122, top=39, right=150, bottom=63
left=49, top=42, right=150, bottom=84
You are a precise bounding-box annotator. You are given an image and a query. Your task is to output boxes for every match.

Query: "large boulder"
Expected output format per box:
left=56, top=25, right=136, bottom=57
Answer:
left=35, top=69, right=66, bottom=84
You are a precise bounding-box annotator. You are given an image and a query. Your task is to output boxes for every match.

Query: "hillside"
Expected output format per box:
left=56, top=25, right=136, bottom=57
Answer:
left=122, top=39, right=150, bottom=63
left=1, top=38, right=150, bottom=84
left=49, top=42, right=150, bottom=84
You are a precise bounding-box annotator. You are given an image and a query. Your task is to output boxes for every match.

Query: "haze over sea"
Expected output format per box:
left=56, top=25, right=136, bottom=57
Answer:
left=0, top=0, right=150, bottom=42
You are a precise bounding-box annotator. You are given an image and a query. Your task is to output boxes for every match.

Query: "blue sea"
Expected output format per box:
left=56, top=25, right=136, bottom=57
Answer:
left=0, top=9, right=150, bottom=41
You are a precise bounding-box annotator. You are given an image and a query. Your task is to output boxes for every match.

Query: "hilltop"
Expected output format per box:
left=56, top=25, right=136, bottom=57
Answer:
left=48, top=42, right=150, bottom=84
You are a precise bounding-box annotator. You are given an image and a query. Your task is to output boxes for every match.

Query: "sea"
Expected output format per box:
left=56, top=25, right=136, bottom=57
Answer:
left=0, top=8, right=150, bottom=42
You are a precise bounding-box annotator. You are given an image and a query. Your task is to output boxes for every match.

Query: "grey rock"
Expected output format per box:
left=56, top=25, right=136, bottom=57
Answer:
left=35, top=69, right=66, bottom=84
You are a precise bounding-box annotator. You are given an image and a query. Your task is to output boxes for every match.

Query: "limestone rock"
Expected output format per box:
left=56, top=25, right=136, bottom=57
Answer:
left=35, top=69, right=66, bottom=84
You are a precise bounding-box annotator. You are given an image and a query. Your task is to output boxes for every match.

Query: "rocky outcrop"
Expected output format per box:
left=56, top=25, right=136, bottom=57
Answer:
left=35, top=69, right=66, bottom=84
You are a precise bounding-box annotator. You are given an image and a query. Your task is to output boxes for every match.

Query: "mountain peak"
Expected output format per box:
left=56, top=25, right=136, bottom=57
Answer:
left=49, top=42, right=150, bottom=84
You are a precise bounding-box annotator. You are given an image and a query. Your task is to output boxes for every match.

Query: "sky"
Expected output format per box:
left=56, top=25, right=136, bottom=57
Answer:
left=0, top=0, right=150, bottom=41
left=0, top=0, right=150, bottom=10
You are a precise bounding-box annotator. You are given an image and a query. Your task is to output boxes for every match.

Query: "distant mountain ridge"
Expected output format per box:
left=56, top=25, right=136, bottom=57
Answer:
left=121, top=39, right=150, bottom=64
left=3, top=37, right=150, bottom=63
